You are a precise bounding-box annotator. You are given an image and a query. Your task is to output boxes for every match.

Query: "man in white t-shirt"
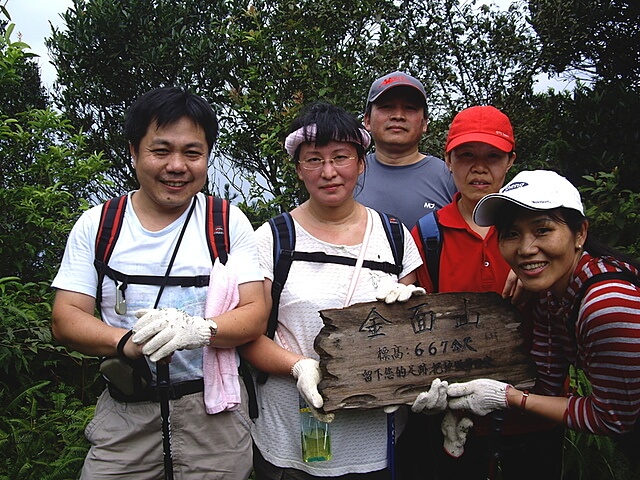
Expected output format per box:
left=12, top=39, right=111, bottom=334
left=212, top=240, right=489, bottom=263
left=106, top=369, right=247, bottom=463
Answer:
left=51, top=87, right=267, bottom=479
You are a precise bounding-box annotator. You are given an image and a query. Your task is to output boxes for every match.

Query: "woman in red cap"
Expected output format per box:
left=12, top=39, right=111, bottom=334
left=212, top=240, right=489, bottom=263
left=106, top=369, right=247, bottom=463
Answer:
left=401, top=106, right=563, bottom=480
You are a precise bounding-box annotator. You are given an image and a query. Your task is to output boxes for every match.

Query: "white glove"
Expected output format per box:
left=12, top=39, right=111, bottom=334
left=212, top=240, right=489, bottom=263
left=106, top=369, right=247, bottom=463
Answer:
left=291, top=358, right=334, bottom=423
left=375, top=280, right=426, bottom=304
left=132, top=308, right=215, bottom=362
left=447, top=379, right=511, bottom=416
left=411, top=378, right=448, bottom=414
left=441, top=410, right=474, bottom=458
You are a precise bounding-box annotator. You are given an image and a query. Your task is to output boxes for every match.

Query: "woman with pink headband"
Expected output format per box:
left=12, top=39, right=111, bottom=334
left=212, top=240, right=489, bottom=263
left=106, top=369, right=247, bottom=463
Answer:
left=240, top=102, right=425, bottom=479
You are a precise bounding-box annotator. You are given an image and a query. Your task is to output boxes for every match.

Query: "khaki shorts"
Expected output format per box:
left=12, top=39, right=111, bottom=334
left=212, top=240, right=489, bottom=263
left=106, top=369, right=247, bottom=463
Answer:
left=80, top=386, right=253, bottom=479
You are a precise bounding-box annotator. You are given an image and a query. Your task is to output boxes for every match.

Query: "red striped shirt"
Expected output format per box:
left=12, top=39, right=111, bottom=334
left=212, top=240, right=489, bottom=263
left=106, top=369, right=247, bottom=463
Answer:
left=531, top=253, right=640, bottom=434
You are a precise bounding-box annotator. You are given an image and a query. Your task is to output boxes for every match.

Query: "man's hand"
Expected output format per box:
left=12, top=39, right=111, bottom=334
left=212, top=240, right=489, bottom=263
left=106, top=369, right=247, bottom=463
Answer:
left=447, top=379, right=511, bottom=416
left=132, top=308, right=215, bottom=362
left=375, top=280, right=426, bottom=304
left=411, top=378, right=448, bottom=414
left=291, top=358, right=334, bottom=423
left=441, top=411, right=474, bottom=458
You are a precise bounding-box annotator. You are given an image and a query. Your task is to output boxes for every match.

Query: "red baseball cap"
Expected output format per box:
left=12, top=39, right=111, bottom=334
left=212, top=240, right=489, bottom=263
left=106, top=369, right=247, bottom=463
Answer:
left=445, top=106, right=515, bottom=153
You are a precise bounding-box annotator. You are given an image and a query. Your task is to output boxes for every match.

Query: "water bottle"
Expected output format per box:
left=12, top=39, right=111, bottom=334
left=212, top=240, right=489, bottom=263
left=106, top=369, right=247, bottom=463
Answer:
left=299, top=395, right=332, bottom=462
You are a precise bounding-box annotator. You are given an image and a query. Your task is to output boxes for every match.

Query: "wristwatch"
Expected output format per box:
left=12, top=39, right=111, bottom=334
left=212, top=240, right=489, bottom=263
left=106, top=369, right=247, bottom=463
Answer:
left=206, top=319, right=218, bottom=337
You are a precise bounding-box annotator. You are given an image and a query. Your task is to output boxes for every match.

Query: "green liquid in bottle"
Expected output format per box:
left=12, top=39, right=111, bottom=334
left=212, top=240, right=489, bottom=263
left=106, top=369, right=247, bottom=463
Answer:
left=299, top=399, right=332, bottom=462
left=301, top=428, right=332, bottom=462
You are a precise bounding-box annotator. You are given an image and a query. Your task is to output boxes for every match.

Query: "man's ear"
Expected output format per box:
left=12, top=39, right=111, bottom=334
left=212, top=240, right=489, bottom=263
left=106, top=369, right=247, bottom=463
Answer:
left=363, top=113, right=371, bottom=131
left=129, top=143, right=137, bottom=167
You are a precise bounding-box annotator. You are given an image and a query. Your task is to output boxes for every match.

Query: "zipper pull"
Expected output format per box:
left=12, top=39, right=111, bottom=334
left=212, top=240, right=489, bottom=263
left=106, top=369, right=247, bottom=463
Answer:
left=115, top=281, right=127, bottom=315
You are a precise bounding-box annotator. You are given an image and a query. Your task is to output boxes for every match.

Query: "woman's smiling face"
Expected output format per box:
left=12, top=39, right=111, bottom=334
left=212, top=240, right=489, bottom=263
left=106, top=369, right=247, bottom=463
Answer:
left=498, top=209, right=587, bottom=298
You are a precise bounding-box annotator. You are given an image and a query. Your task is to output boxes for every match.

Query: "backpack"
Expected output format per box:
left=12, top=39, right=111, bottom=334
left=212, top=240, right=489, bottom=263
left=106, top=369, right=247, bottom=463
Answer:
left=94, top=194, right=229, bottom=305
left=257, top=210, right=406, bottom=384
left=416, top=211, right=443, bottom=292
left=92, top=194, right=262, bottom=418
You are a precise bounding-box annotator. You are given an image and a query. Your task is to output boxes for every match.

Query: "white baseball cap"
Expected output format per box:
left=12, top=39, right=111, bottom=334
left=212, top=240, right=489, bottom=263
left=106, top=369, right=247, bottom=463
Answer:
left=473, top=170, right=585, bottom=226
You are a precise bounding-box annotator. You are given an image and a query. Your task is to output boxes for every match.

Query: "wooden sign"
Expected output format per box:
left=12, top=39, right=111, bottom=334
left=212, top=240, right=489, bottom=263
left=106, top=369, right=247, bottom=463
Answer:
left=315, top=292, right=535, bottom=412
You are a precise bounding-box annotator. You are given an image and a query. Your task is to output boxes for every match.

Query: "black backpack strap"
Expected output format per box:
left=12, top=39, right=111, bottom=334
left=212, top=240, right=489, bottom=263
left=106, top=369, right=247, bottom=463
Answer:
left=94, top=195, right=128, bottom=304
left=568, top=270, right=640, bottom=342
left=378, top=211, right=405, bottom=269
left=267, top=212, right=296, bottom=338
left=291, top=251, right=401, bottom=274
left=95, top=266, right=211, bottom=288
left=205, top=196, right=230, bottom=265
left=256, top=213, right=296, bottom=385
left=416, top=212, right=443, bottom=292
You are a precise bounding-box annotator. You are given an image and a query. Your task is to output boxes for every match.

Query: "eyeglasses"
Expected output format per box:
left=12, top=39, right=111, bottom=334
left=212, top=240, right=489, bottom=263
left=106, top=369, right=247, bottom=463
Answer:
left=298, top=155, right=358, bottom=171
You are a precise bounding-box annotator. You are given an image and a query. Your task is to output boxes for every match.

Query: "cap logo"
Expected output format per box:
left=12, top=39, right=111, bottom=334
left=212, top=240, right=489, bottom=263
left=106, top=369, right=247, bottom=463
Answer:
left=495, top=130, right=511, bottom=139
left=381, top=76, right=404, bottom=86
left=503, top=181, right=527, bottom=192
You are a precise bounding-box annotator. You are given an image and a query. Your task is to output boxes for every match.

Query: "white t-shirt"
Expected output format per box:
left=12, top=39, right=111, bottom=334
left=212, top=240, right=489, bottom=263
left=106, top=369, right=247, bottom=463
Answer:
left=252, top=208, right=422, bottom=476
left=52, top=192, right=263, bottom=383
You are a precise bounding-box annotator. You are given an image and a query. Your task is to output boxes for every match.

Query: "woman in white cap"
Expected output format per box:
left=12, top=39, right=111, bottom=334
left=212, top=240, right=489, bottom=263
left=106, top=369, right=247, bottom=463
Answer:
left=404, top=108, right=563, bottom=480
left=239, top=102, right=425, bottom=479
left=447, top=169, right=640, bottom=471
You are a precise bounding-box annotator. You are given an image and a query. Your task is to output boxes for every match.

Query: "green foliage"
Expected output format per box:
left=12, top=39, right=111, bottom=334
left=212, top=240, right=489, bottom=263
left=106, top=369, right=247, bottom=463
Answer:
left=0, top=19, right=47, bottom=116
left=0, top=277, right=101, bottom=480
left=0, top=107, right=109, bottom=282
left=0, top=278, right=54, bottom=379
left=581, top=169, right=640, bottom=256
left=541, top=84, right=640, bottom=193
left=0, top=381, right=95, bottom=480
left=562, top=366, right=637, bottom=480
left=0, top=13, right=104, bottom=479
left=528, top=0, right=640, bottom=86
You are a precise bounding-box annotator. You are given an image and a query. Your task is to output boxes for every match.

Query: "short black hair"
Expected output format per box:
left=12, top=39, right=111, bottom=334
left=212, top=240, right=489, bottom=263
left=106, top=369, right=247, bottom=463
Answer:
left=125, top=87, right=218, bottom=154
left=288, top=102, right=368, bottom=161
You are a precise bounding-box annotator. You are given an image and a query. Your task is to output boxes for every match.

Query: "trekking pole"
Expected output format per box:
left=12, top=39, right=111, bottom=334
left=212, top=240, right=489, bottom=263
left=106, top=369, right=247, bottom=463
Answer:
left=487, top=410, right=506, bottom=480
left=387, top=412, right=396, bottom=480
left=157, top=362, right=174, bottom=480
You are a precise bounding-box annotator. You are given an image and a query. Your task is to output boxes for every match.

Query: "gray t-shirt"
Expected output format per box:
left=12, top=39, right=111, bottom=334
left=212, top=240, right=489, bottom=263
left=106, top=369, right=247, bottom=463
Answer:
left=355, top=152, right=457, bottom=228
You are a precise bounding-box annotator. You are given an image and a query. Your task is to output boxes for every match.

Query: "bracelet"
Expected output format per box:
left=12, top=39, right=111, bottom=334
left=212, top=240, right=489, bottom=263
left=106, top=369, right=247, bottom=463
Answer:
left=206, top=318, right=218, bottom=337
left=117, top=330, right=134, bottom=360
left=520, top=390, right=530, bottom=411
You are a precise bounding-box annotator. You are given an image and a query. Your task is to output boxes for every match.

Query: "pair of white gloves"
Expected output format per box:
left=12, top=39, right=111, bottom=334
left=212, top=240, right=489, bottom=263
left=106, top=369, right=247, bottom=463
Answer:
left=131, top=308, right=216, bottom=362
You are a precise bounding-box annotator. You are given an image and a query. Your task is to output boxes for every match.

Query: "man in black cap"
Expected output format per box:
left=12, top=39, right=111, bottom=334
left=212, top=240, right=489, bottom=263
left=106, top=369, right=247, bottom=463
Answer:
left=355, top=71, right=456, bottom=228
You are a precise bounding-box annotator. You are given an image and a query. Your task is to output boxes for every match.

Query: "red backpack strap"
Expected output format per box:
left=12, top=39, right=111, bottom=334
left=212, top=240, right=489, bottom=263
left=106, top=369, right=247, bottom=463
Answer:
left=94, top=195, right=128, bottom=302
left=205, top=196, right=230, bottom=265
left=96, top=195, right=128, bottom=263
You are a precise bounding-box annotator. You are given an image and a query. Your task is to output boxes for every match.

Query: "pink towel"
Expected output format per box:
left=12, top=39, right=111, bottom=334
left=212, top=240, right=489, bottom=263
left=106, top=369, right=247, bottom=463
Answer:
left=203, top=256, right=241, bottom=414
